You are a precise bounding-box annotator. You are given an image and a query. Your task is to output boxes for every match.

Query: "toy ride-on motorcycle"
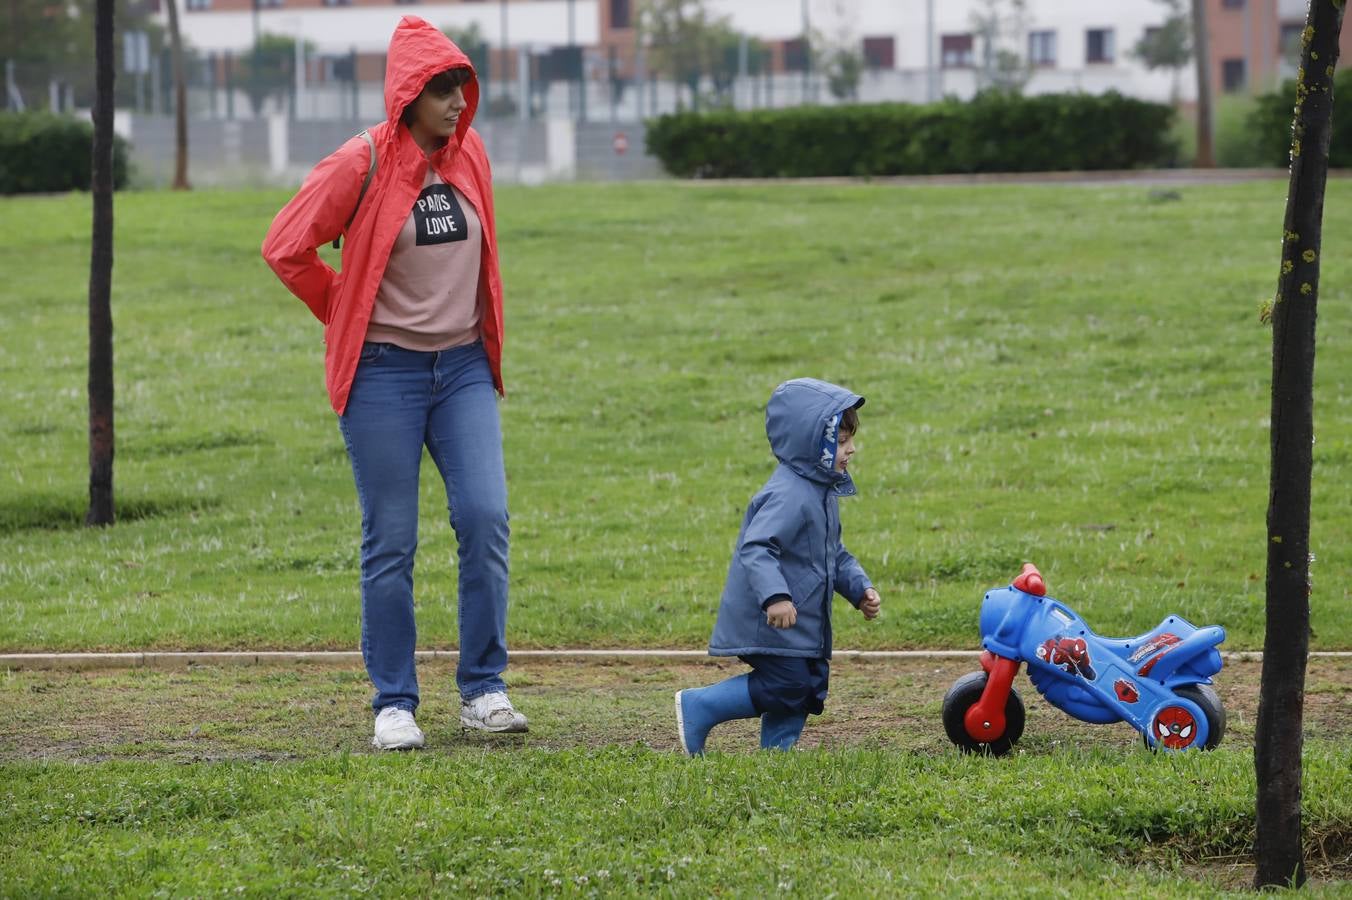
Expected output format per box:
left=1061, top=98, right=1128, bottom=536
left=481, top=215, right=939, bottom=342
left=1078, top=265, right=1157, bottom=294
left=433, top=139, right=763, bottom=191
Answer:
left=942, top=564, right=1226, bottom=755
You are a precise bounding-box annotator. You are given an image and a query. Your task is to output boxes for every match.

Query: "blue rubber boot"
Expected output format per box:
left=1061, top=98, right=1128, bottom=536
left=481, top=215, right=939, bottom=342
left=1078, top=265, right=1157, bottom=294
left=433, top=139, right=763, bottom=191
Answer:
left=759, top=711, right=808, bottom=750
left=675, top=674, right=757, bottom=756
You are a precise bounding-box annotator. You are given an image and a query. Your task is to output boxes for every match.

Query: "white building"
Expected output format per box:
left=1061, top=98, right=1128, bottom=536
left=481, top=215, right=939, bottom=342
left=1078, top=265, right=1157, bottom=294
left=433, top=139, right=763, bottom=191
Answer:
left=160, top=0, right=1311, bottom=119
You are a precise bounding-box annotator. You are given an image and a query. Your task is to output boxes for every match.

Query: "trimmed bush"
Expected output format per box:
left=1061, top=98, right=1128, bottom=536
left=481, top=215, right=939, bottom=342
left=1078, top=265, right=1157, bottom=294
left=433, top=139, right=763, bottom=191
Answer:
left=645, top=91, right=1178, bottom=178
left=1247, top=68, right=1352, bottom=168
left=0, top=111, right=130, bottom=194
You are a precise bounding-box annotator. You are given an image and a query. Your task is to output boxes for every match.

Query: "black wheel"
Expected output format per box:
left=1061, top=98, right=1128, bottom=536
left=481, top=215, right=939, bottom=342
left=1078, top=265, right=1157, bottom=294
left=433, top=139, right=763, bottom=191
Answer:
left=942, top=670, right=1025, bottom=756
left=1144, top=683, right=1226, bottom=751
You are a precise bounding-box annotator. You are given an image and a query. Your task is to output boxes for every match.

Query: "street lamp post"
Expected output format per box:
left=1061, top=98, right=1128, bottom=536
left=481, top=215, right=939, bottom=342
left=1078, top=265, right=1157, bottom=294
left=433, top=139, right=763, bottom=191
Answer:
left=925, top=0, right=936, bottom=102
left=801, top=0, right=810, bottom=103
left=499, top=0, right=509, bottom=107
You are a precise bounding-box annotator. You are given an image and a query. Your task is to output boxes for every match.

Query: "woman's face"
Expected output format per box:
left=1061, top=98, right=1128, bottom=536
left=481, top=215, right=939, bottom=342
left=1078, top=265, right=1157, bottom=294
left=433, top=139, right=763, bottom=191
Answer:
left=407, top=83, right=467, bottom=146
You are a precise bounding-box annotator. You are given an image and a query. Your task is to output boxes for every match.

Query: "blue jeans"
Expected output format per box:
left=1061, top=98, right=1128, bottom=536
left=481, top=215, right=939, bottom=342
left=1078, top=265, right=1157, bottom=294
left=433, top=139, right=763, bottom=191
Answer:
left=339, top=341, right=510, bottom=712
left=741, top=655, right=830, bottom=716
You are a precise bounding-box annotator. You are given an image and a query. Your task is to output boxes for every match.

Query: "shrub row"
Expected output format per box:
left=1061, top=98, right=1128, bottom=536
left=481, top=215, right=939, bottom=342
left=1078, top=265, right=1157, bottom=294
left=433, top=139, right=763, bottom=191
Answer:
left=0, top=112, right=130, bottom=194
left=1246, top=68, right=1352, bottom=168
left=645, top=91, right=1178, bottom=178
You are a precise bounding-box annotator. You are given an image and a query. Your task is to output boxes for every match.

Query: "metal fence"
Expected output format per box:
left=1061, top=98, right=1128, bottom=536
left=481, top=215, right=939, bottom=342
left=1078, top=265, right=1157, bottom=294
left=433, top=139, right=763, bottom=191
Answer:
left=118, top=114, right=664, bottom=187
left=8, top=42, right=1184, bottom=186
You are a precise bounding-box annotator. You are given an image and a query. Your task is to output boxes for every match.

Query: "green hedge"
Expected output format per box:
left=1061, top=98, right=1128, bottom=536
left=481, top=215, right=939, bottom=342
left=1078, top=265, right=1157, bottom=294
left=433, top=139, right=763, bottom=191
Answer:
left=1247, top=68, right=1352, bottom=168
left=645, top=91, right=1178, bottom=178
left=0, top=112, right=130, bottom=194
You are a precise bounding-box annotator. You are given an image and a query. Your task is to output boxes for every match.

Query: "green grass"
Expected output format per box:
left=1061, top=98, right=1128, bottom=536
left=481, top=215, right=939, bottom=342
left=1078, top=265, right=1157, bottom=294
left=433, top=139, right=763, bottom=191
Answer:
left=2, top=181, right=1351, bottom=652
left=3, top=657, right=1350, bottom=894
left=1170, top=94, right=1279, bottom=168
left=1, top=742, right=1348, bottom=895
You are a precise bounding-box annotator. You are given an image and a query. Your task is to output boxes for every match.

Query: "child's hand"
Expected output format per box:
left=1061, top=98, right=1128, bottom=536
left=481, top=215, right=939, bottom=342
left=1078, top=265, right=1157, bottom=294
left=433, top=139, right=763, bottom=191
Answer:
left=860, top=587, right=881, bottom=620
left=766, top=598, right=797, bottom=629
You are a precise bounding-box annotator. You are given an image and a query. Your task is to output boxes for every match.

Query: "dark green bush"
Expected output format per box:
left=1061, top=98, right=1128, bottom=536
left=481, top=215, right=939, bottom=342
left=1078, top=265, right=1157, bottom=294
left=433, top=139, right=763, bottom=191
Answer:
left=0, top=112, right=130, bottom=194
left=645, top=91, right=1178, bottom=178
left=1247, top=68, right=1352, bottom=168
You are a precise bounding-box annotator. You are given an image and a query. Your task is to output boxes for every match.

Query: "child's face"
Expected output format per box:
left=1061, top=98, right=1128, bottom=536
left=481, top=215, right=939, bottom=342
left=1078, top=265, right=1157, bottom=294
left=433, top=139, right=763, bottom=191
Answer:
left=834, top=429, right=856, bottom=473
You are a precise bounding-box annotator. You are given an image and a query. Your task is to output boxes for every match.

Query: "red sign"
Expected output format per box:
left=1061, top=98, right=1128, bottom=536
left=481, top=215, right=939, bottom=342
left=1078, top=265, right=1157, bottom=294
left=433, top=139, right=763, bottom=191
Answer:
left=612, top=131, right=629, bottom=155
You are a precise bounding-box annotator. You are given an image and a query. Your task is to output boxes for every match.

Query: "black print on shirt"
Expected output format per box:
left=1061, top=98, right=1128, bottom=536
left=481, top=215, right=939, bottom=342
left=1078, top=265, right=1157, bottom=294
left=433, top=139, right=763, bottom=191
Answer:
left=413, top=184, right=468, bottom=246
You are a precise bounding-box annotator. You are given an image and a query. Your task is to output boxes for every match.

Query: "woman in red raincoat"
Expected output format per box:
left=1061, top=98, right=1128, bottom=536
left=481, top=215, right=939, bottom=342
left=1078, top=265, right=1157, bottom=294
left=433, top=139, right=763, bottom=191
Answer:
left=263, top=16, right=525, bottom=750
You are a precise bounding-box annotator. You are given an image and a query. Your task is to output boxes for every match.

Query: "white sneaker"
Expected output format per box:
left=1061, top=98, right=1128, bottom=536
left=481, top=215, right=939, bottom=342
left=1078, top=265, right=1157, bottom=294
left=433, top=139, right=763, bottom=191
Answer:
left=460, top=691, right=528, bottom=733
left=372, top=706, right=425, bottom=750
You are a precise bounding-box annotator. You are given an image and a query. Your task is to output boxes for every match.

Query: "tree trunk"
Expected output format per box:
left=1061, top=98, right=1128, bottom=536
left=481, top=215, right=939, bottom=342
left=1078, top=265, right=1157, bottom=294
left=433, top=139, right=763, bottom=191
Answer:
left=166, top=0, right=190, bottom=190
left=87, top=0, right=116, bottom=527
left=1191, top=0, right=1215, bottom=167
left=1254, top=0, right=1344, bottom=889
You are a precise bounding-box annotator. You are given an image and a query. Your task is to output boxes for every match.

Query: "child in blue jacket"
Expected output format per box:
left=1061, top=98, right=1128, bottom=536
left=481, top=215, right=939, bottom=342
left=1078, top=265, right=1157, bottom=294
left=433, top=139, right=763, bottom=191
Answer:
left=676, top=378, right=881, bottom=754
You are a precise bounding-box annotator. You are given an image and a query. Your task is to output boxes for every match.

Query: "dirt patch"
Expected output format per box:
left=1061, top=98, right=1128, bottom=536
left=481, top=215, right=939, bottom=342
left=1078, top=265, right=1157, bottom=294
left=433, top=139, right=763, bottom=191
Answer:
left=0, top=655, right=1347, bottom=761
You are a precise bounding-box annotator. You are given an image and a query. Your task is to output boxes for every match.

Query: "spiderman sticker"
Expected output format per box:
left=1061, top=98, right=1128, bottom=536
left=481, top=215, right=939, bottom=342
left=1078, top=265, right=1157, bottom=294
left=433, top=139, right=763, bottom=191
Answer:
left=1114, top=678, right=1140, bottom=704
left=1152, top=705, right=1199, bottom=749
left=1036, top=636, right=1097, bottom=681
left=1130, top=633, right=1182, bottom=678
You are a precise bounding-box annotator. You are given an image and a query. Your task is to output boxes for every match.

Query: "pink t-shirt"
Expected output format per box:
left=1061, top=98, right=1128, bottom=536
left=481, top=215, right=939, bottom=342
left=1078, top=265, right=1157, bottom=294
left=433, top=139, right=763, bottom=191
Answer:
left=366, top=165, right=483, bottom=351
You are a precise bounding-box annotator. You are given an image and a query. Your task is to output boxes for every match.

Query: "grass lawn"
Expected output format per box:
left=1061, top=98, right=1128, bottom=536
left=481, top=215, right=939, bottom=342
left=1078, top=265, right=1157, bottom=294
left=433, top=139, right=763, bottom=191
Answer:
left=2, top=180, right=1350, bottom=653
left=1, top=656, right=1349, bottom=895
left=2, top=180, right=1350, bottom=895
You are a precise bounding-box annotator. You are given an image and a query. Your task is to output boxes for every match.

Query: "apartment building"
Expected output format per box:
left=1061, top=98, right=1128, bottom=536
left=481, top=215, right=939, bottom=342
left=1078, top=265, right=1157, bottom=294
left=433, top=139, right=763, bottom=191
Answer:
left=163, top=0, right=1342, bottom=112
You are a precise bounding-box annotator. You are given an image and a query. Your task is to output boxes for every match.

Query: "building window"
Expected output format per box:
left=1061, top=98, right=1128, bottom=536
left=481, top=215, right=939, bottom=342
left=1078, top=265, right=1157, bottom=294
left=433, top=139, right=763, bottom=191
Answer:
left=610, top=0, right=630, bottom=29
left=1086, top=28, right=1115, bottom=64
left=1028, top=30, right=1056, bottom=67
left=322, top=0, right=350, bottom=6
left=1279, top=22, right=1304, bottom=59
left=257, top=0, right=283, bottom=7
left=184, top=0, right=210, bottom=9
left=862, top=36, right=895, bottom=70
left=941, top=34, right=974, bottom=68
left=783, top=38, right=810, bottom=72
left=1222, top=57, right=1246, bottom=91
left=1222, top=0, right=1245, bottom=8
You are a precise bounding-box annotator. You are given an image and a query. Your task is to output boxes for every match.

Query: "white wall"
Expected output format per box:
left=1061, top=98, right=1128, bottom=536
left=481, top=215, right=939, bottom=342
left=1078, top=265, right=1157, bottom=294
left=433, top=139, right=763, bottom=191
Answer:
left=706, top=0, right=1193, bottom=102
left=173, top=0, right=599, bottom=54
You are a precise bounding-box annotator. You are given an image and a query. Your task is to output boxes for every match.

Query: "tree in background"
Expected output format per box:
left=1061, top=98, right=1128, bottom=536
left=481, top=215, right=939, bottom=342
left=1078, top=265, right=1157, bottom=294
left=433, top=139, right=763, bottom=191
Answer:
left=240, top=33, right=310, bottom=117
left=88, top=0, right=116, bottom=526
left=442, top=22, right=489, bottom=76
left=164, top=0, right=189, bottom=189
left=1133, top=0, right=1191, bottom=104
left=1190, top=0, right=1214, bottom=166
left=708, top=21, right=768, bottom=104
left=643, top=0, right=757, bottom=111
left=2, top=0, right=168, bottom=111
left=821, top=43, right=863, bottom=101
left=970, top=0, right=1032, bottom=94
left=815, top=0, right=864, bottom=102
left=1254, top=2, right=1343, bottom=888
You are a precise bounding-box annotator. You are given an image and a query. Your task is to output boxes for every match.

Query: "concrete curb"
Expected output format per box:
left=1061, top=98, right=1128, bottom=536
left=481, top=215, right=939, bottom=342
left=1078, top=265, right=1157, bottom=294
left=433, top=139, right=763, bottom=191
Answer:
left=676, top=168, right=1352, bottom=189
left=2, top=649, right=1348, bottom=671
left=0, top=649, right=969, bottom=671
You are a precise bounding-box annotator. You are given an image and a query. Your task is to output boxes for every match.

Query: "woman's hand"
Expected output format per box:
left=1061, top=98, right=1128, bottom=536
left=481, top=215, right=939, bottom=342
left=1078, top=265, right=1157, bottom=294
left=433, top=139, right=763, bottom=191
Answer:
left=765, top=598, right=797, bottom=629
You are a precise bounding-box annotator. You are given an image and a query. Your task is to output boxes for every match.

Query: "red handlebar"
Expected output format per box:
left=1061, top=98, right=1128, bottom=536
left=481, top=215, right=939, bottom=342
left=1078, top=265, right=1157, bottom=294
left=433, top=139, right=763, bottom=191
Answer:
left=1012, top=563, right=1046, bottom=596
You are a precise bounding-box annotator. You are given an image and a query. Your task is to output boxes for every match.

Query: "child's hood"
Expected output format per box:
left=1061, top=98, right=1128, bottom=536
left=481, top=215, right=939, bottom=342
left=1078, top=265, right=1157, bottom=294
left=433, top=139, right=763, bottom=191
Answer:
left=765, top=378, right=865, bottom=496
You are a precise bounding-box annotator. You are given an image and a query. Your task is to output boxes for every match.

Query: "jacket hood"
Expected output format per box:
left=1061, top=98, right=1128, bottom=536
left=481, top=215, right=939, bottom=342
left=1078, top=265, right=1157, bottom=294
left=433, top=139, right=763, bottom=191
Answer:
left=384, top=16, right=479, bottom=146
left=765, top=378, right=865, bottom=496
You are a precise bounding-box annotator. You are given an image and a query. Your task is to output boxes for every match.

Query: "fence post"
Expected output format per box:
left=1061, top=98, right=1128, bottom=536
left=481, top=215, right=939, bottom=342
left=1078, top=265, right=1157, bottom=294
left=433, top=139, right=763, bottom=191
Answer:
left=225, top=52, right=235, bottom=119
left=267, top=112, right=288, bottom=177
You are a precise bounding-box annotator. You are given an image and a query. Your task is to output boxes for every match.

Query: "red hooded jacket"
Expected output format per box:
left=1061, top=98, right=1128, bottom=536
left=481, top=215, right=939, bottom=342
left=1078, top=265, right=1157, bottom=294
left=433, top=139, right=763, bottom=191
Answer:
left=261, top=16, right=504, bottom=414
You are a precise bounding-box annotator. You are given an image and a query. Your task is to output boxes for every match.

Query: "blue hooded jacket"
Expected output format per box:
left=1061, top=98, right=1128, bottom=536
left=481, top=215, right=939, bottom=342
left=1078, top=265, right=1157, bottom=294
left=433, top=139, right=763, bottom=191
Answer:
left=709, top=378, right=873, bottom=659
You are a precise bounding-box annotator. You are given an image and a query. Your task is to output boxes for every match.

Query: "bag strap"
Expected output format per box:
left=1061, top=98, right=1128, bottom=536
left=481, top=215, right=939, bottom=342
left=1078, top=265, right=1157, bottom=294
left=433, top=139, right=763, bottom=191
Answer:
left=331, top=129, right=377, bottom=250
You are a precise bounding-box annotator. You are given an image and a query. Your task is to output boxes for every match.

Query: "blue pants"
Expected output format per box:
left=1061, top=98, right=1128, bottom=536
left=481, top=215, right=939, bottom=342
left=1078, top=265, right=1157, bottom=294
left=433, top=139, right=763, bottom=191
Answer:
left=741, top=655, right=830, bottom=716
left=339, top=341, right=510, bottom=712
